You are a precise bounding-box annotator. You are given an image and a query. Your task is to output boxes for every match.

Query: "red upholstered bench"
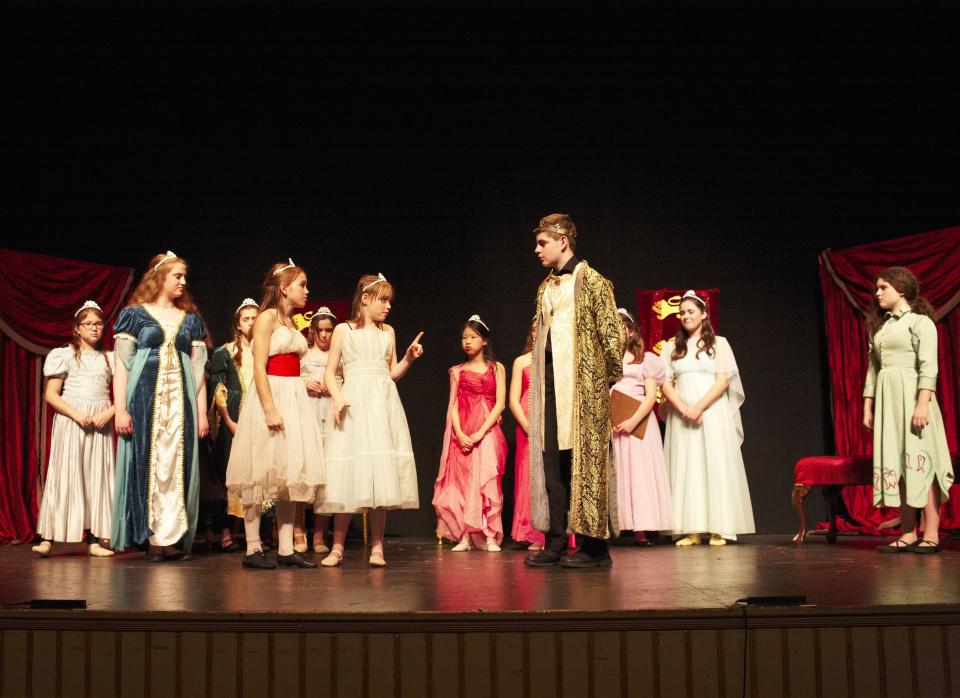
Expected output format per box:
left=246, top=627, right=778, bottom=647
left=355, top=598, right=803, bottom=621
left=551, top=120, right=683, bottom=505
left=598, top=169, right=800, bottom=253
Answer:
left=791, top=456, right=872, bottom=544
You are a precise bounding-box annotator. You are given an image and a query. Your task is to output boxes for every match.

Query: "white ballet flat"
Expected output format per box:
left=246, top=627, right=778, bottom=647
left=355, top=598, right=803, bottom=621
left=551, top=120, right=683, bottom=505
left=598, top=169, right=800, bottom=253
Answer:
left=451, top=539, right=473, bottom=552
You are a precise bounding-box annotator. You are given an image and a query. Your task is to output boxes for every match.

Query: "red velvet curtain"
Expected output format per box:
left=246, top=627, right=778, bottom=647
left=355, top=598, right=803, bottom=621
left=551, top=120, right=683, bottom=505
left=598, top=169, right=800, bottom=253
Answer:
left=0, top=249, right=133, bottom=544
left=819, top=226, right=960, bottom=533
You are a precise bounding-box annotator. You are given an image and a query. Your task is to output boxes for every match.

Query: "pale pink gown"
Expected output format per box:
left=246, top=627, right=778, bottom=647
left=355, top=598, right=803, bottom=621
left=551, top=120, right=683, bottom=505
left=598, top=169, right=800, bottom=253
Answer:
left=612, top=352, right=674, bottom=531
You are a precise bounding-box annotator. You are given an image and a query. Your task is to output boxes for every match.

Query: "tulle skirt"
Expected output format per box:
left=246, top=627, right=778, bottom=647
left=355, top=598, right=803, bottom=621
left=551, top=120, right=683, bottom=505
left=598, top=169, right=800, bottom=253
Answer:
left=317, top=372, right=418, bottom=513
left=226, top=375, right=325, bottom=506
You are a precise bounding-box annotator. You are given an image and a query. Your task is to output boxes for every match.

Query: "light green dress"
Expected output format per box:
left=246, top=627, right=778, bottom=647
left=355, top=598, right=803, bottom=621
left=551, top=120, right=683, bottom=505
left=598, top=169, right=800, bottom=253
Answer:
left=864, top=307, right=954, bottom=508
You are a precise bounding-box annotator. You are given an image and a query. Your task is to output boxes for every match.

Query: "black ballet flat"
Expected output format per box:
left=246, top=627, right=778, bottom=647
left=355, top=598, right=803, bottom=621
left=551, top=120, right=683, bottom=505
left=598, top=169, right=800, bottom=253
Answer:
left=277, top=552, right=317, bottom=568
left=242, top=550, right=277, bottom=569
left=912, top=540, right=941, bottom=555
left=876, top=538, right=917, bottom=553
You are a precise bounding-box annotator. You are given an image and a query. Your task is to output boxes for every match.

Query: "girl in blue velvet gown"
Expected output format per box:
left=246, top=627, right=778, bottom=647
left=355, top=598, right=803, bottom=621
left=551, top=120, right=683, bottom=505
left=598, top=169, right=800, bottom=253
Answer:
left=112, top=251, right=209, bottom=561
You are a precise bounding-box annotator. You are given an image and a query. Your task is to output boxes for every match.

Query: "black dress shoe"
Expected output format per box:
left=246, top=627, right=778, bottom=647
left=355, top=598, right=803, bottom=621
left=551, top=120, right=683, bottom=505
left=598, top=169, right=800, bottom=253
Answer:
left=559, top=550, right=613, bottom=568
left=524, top=549, right=562, bottom=567
left=242, top=550, right=277, bottom=569
left=277, top=552, right=317, bottom=568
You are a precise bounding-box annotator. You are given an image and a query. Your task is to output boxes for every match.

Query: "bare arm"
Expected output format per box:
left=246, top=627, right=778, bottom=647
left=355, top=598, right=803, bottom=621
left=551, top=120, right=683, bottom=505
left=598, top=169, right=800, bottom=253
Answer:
left=613, top=377, right=658, bottom=434
left=45, top=377, right=91, bottom=427
left=325, top=324, right=349, bottom=424
left=251, top=311, right=283, bottom=430
left=389, top=327, right=424, bottom=381
left=508, top=357, right=530, bottom=433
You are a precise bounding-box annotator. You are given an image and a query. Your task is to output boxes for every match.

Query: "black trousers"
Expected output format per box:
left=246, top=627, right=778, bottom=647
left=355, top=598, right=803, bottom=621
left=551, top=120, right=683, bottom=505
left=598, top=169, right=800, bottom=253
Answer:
left=542, top=349, right=608, bottom=558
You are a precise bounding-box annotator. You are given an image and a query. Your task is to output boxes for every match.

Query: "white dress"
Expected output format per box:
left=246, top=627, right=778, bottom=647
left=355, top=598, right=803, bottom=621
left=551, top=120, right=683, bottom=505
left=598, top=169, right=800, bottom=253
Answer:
left=300, top=346, right=337, bottom=450
left=38, top=347, right=115, bottom=542
left=662, top=336, right=755, bottom=539
left=317, top=326, right=419, bottom=513
left=226, top=326, right=325, bottom=506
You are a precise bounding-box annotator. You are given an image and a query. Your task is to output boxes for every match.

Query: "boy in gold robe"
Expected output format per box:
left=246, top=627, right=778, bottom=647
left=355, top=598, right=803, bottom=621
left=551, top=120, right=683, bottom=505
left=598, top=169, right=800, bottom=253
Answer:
left=525, top=213, right=625, bottom=568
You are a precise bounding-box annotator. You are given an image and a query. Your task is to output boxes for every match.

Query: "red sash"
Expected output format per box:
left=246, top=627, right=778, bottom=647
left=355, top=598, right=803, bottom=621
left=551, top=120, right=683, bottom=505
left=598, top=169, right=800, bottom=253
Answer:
left=266, top=353, right=300, bottom=377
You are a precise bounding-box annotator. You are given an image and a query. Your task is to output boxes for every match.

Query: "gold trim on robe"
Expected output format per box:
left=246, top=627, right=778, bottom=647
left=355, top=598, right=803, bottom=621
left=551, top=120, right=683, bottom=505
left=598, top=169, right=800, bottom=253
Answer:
left=529, top=261, right=625, bottom=539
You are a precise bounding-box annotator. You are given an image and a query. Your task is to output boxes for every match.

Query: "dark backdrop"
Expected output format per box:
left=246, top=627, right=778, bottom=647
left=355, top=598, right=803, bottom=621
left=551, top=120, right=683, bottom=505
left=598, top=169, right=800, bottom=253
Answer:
left=5, top=3, right=958, bottom=536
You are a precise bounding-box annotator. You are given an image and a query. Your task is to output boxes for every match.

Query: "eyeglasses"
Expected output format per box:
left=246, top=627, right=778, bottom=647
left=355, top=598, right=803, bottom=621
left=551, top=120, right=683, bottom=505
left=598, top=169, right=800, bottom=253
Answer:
left=79, top=322, right=104, bottom=329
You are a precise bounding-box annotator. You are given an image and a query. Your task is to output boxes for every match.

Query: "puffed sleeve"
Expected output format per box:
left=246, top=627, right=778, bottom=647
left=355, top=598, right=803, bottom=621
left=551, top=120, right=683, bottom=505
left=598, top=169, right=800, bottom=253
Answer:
left=113, top=307, right=141, bottom=343
left=43, top=346, right=73, bottom=378
left=912, top=315, right=939, bottom=392
left=863, top=335, right=878, bottom=399
left=642, top=352, right=667, bottom=386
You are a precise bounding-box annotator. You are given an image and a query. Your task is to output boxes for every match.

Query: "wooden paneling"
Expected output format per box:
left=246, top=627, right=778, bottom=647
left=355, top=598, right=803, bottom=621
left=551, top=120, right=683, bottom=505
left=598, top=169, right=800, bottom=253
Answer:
left=1, top=622, right=958, bottom=698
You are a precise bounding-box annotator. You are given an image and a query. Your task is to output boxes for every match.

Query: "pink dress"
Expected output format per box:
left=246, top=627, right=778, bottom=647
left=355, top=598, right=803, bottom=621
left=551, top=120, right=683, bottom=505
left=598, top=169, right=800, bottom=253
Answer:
left=612, top=352, right=674, bottom=532
left=511, top=366, right=545, bottom=547
left=433, top=363, right=508, bottom=546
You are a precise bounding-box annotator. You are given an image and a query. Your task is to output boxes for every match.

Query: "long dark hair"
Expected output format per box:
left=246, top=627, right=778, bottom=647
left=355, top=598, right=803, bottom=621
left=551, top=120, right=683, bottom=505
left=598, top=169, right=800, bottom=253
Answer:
left=864, top=266, right=936, bottom=338
left=671, top=297, right=716, bottom=361
left=462, top=318, right=495, bottom=362
left=618, top=310, right=645, bottom=364
left=231, top=304, right=258, bottom=367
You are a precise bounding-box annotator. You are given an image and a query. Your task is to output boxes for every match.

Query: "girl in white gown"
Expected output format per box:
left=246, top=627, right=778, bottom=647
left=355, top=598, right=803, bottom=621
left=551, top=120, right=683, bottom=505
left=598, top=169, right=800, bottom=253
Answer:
left=295, top=307, right=340, bottom=554
left=317, top=273, right=424, bottom=567
left=661, top=290, right=755, bottom=545
left=33, top=301, right=116, bottom=557
left=226, top=260, right=325, bottom=569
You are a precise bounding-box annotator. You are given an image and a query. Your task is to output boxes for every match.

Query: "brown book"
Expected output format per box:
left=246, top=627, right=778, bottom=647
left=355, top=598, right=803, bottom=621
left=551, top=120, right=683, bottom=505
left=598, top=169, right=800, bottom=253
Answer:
left=610, top=389, right=650, bottom=439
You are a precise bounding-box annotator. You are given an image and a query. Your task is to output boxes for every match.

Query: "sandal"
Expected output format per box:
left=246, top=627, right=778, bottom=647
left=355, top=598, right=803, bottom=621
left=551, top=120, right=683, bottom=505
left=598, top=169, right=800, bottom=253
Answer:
left=321, top=549, right=343, bottom=567
left=876, top=538, right=917, bottom=553
left=369, top=547, right=386, bottom=567
left=912, top=540, right=941, bottom=555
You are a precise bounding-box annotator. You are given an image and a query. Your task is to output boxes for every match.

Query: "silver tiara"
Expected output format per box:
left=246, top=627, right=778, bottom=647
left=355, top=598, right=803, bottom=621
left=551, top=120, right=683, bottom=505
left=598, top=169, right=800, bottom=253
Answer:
left=236, top=298, right=259, bottom=313
left=616, top=307, right=635, bottom=323
left=74, top=300, right=102, bottom=317
left=362, top=273, right=387, bottom=291
left=682, top=289, right=707, bottom=307
left=273, top=258, right=296, bottom=276
left=315, top=306, right=337, bottom=320
left=153, top=251, right=177, bottom=273
left=467, top=314, right=490, bottom=331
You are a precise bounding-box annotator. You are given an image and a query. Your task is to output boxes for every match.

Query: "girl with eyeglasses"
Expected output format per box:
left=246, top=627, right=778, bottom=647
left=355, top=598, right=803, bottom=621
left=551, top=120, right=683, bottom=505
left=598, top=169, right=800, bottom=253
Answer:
left=33, top=301, right=116, bottom=558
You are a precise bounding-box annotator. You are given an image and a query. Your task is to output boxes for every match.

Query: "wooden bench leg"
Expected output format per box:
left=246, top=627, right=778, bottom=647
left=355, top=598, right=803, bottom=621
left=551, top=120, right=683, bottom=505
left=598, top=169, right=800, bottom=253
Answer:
left=791, top=484, right=810, bottom=544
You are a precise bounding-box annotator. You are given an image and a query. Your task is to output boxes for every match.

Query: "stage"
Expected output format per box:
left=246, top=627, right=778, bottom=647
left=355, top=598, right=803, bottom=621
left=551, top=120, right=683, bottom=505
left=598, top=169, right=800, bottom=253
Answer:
left=1, top=535, right=958, bottom=697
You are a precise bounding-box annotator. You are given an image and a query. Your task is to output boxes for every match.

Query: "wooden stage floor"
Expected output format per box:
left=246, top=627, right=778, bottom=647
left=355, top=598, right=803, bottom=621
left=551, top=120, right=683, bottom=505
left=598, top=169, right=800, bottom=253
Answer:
left=2, top=534, right=959, bottom=617
left=2, top=535, right=959, bottom=698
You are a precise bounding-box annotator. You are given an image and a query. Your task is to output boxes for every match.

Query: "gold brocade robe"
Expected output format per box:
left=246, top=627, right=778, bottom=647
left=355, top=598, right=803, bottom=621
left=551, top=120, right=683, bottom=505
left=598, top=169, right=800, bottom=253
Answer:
left=529, top=261, right=625, bottom=539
